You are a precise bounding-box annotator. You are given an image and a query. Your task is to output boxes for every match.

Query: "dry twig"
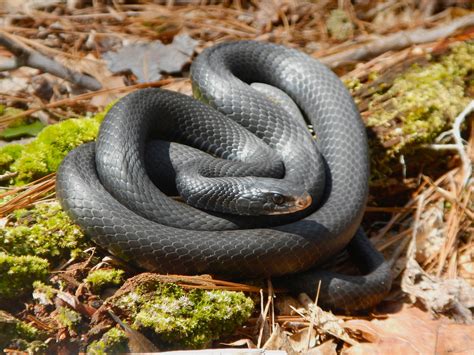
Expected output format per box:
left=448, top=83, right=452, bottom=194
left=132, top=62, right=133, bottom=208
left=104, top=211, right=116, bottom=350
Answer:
left=0, top=30, right=102, bottom=90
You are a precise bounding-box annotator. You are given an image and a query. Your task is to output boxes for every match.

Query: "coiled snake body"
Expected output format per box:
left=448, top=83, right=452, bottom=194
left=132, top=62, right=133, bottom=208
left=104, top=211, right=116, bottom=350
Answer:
left=56, top=41, right=392, bottom=311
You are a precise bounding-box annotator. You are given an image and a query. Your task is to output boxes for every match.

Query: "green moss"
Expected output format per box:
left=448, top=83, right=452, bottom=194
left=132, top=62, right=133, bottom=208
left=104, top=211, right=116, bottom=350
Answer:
left=56, top=306, right=81, bottom=331
left=0, top=202, right=87, bottom=262
left=363, top=41, right=474, bottom=180
left=0, top=310, right=46, bottom=351
left=114, top=281, right=254, bottom=349
left=0, top=104, right=111, bottom=185
left=0, top=144, right=23, bottom=173
left=85, top=269, right=125, bottom=294
left=0, top=253, right=49, bottom=301
left=87, top=327, right=129, bottom=355
left=11, top=116, right=101, bottom=184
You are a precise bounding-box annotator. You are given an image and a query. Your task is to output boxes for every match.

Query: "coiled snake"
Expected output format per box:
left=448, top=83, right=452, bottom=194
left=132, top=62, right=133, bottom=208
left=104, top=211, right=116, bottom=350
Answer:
left=56, top=41, right=392, bottom=311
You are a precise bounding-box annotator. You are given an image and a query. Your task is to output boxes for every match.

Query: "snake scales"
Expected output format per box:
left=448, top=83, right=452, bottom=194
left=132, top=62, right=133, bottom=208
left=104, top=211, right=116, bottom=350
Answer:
left=56, top=41, right=392, bottom=311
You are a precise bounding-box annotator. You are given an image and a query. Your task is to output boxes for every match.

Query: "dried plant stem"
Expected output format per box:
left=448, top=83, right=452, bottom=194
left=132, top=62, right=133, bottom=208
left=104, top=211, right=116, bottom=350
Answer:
left=319, top=13, right=474, bottom=67
left=0, top=30, right=101, bottom=90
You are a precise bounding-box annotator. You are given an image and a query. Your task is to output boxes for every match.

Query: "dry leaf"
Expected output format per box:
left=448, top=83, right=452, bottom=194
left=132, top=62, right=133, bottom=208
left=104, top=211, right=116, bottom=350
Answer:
left=108, top=310, right=159, bottom=353
left=263, top=324, right=297, bottom=355
left=401, top=256, right=474, bottom=323
left=103, top=34, right=198, bottom=83
left=343, top=304, right=474, bottom=354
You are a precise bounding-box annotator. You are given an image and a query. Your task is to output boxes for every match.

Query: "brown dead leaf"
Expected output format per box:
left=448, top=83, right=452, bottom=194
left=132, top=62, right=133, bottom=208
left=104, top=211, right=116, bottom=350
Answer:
left=402, top=257, right=474, bottom=323
left=262, top=324, right=297, bottom=355
left=343, top=303, right=474, bottom=354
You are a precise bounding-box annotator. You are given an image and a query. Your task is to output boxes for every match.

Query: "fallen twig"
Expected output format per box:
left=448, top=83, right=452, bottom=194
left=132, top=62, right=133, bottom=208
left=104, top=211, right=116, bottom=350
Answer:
left=0, top=30, right=102, bottom=91
left=430, top=100, right=473, bottom=187
left=319, top=13, right=474, bottom=67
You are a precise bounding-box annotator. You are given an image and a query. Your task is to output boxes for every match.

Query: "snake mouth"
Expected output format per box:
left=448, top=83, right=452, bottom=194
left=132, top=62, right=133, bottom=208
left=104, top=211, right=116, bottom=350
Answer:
left=294, top=192, right=312, bottom=211
left=266, top=192, right=312, bottom=215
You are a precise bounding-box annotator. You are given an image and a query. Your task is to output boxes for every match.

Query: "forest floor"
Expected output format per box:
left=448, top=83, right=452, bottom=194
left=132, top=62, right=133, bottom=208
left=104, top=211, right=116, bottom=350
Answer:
left=0, top=1, right=473, bottom=354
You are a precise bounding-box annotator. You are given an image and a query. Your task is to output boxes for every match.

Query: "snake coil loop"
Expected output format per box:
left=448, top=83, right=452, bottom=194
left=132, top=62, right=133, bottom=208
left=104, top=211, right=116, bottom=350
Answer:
left=57, top=41, right=392, bottom=311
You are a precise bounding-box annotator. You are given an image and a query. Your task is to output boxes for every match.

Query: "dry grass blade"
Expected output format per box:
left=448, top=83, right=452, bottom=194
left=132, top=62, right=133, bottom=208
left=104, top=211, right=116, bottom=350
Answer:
left=0, top=173, right=56, bottom=216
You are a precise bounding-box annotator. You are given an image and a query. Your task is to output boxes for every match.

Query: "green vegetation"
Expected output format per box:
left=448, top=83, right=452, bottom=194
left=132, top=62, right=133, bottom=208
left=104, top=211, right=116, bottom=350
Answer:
left=0, top=253, right=49, bottom=300
left=56, top=306, right=82, bottom=331
left=362, top=41, right=474, bottom=180
left=113, top=281, right=254, bottom=349
left=0, top=202, right=86, bottom=262
left=87, top=328, right=129, bottom=355
left=0, top=144, right=23, bottom=173
left=85, top=269, right=125, bottom=294
left=0, top=202, right=90, bottom=301
left=0, top=106, right=110, bottom=185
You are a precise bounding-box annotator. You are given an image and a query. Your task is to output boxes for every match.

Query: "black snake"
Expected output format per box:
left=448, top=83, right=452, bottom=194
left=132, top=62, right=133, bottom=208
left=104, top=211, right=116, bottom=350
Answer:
left=56, top=41, right=392, bottom=311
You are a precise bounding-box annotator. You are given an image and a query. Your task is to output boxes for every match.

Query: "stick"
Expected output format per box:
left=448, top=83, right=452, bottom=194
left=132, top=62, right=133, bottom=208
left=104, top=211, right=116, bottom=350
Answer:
left=319, top=14, right=474, bottom=67
left=0, top=30, right=102, bottom=91
left=430, top=100, right=473, bottom=187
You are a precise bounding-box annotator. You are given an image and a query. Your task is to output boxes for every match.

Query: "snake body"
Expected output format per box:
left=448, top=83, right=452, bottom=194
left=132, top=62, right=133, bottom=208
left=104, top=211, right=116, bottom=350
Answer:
left=56, top=41, right=392, bottom=311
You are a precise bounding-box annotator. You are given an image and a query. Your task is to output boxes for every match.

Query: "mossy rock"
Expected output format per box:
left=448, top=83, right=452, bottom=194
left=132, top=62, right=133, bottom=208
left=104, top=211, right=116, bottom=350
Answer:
left=111, top=274, right=254, bottom=349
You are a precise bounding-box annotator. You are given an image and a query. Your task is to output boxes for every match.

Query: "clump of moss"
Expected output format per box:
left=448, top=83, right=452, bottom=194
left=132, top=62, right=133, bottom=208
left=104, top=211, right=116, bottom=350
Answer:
left=113, top=281, right=254, bottom=349
left=0, top=103, right=112, bottom=185
left=0, top=253, right=49, bottom=300
left=87, top=327, right=129, bottom=355
left=0, top=202, right=87, bottom=262
left=11, top=116, right=101, bottom=184
left=364, top=41, right=474, bottom=179
left=0, top=144, right=23, bottom=173
left=56, top=306, right=82, bottom=331
left=0, top=310, right=46, bottom=351
left=85, top=269, right=125, bottom=294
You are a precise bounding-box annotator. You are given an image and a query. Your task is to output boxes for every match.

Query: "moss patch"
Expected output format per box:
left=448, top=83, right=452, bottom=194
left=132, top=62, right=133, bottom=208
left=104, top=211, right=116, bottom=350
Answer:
left=11, top=116, right=101, bottom=184
left=85, top=269, right=125, bottom=294
left=0, top=202, right=91, bottom=301
left=0, top=202, right=87, bottom=262
left=112, top=278, right=254, bottom=349
left=0, top=105, right=111, bottom=186
left=0, top=144, right=23, bottom=174
left=56, top=306, right=82, bottom=331
left=363, top=41, right=474, bottom=180
left=0, top=253, right=49, bottom=300
left=87, top=327, right=129, bottom=355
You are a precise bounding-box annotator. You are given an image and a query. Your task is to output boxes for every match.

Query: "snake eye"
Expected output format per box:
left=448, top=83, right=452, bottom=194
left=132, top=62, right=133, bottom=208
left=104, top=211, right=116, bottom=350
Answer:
left=271, top=193, right=285, bottom=205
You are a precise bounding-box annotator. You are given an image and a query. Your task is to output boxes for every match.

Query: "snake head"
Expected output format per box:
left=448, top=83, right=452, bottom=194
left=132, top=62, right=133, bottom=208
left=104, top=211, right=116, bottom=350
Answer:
left=235, top=179, right=312, bottom=215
